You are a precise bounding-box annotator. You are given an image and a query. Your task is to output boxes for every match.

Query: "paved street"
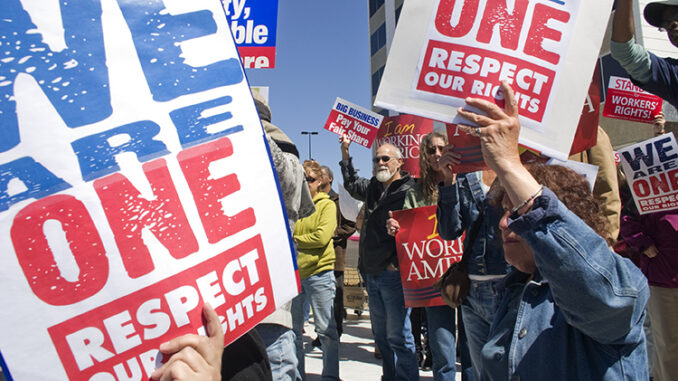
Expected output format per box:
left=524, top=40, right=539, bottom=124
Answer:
left=303, top=309, right=462, bottom=381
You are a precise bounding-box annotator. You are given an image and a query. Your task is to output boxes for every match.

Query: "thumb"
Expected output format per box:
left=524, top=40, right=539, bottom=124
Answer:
left=388, top=210, right=393, bottom=218
left=203, top=303, right=224, bottom=345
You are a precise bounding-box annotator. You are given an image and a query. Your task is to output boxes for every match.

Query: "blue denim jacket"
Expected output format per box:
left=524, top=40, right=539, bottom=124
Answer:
left=437, top=172, right=509, bottom=276
left=481, top=188, right=649, bottom=381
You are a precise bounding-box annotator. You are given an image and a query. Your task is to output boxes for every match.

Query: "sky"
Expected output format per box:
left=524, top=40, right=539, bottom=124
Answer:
left=244, top=1, right=375, bottom=183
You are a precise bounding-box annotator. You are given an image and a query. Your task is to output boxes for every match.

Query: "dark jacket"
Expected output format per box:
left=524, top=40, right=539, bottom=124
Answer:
left=340, top=157, right=414, bottom=274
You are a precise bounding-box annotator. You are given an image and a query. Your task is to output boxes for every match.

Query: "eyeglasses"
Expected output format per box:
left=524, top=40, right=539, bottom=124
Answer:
left=372, top=155, right=393, bottom=164
left=426, top=145, right=445, bottom=155
left=305, top=176, right=317, bottom=183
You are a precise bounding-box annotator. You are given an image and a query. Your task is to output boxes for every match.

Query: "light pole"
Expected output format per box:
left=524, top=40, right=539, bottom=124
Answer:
left=300, top=131, right=318, bottom=160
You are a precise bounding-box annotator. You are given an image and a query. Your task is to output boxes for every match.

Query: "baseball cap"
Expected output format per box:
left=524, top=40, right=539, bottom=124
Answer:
left=644, top=0, right=678, bottom=28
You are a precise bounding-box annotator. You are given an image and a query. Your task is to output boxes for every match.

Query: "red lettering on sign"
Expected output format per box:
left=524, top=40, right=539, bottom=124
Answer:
left=476, top=0, right=529, bottom=50
left=524, top=3, right=570, bottom=65
left=11, top=195, right=108, bottom=305
left=435, top=0, right=479, bottom=38
left=94, top=159, right=199, bottom=279
left=177, top=137, right=256, bottom=244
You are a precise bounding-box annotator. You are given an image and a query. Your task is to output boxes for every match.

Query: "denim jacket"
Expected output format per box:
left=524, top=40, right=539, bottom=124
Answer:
left=481, top=188, right=649, bottom=381
left=437, top=172, right=509, bottom=276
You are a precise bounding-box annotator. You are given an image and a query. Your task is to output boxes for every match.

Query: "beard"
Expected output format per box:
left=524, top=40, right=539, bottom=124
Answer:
left=376, top=166, right=396, bottom=183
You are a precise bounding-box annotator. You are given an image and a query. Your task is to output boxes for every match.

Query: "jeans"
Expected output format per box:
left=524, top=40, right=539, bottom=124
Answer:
left=425, top=305, right=456, bottom=381
left=291, top=270, right=339, bottom=381
left=255, top=324, right=301, bottom=381
left=364, top=270, right=419, bottom=381
left=461, top=278, right=504, bottom=380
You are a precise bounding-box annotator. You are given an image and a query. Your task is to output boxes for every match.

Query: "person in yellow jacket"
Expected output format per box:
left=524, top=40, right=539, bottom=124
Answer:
left=291, top=160, right=340, bottom=380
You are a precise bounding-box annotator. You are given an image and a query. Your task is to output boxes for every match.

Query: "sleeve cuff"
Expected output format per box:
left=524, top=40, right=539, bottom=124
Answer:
left=507, top=187, right=560, bottom=234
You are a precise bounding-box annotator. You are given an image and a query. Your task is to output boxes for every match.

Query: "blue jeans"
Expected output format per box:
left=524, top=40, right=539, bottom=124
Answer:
left=425, top=305, right=457, bottom=381
left=461, top=278, right=504, bottom=380
left=291, top=270, right=339, bottom=381
left=365, top=270, right=419, bottom=381
left=255, top=324, right=301, bottom=381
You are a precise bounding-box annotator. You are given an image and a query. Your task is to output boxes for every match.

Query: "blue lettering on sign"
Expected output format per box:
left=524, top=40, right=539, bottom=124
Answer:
left=0, top=0, right=112, bottom=153
left=622, top=137, right=678, bottom=171
left=170, top=96, right=243, bottom=148
left=0, top=157, right=71, bottom=212
left=71, top=121, right=170, bottom=181
left=117, top=0, right=244, bottom=102
left=223, top=0, right=278, bottom=48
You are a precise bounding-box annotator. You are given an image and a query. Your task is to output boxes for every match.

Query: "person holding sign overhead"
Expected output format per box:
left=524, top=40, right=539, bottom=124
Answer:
left=611, top=0, right=678, bottom=108
left=339, top=136, right=418, bottom=381
left=454, top=80, right=649, bottom=380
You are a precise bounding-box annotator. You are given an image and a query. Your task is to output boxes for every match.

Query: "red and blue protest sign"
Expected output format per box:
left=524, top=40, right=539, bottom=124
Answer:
left=223, top=0, right=278, bottom=68
left=324, top=97, right=384, bottom=148
left=0, top=1, right=297, bottom=379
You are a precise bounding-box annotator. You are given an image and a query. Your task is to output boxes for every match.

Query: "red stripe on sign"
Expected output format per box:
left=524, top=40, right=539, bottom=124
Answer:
left=238, top=46, right=276, bottom=69
left=417, top=40, right=555, bottom=123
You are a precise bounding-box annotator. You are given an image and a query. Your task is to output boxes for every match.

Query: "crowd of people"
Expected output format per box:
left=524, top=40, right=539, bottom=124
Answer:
left=148, top=1, right=677, bottom=380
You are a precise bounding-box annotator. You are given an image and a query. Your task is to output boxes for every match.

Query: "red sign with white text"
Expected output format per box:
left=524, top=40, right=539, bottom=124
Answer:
left=417, top=41, right=556, bottom=122
left=374, top=115, right=434, bottom=178
left=48, top=235, right=274, bottom=380
left=603, top=76, right=663, bottom=124
left=324, top=97, right=383, bottom=148
left=392, top=206, right=463, bottom=308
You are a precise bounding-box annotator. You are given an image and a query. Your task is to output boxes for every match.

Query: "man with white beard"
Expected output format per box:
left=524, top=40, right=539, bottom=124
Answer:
left=339, top=135, right=418, bottom=381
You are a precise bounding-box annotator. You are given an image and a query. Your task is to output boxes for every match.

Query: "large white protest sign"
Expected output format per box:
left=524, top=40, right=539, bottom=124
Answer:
left=374, top=0, right=613, bottom=160
left=0, top=0, right=297, bottom=379
left=619, top=133, right=678, bottom=215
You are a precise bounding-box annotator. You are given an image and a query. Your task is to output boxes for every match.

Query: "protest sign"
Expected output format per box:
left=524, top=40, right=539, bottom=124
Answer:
left=222, top=0, right=278, bottom=68
left=324, top=98, right=384, bottom=148
left=0, top=1, right=297, bottom=379
left=374, top=115, right=434, bottom=178
left=374, top=0, right=613, bottom=160
left=603, top=76, right=663, bottom=124
left=445, top=65, right=601, bottom=172
left=618, top=133, right=678, bottom=214
left=392, top=206, right=463, bottom=308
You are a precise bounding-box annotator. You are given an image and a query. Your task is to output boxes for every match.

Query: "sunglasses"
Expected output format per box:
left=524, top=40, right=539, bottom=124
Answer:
left=372, top=155, right=393, bottom=164
left=305, top=176, right=317, bottom=183
left=426, top=145, right=445, bottom=155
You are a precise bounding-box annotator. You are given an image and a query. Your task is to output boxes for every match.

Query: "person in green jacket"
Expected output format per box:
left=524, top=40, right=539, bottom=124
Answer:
left=291, top=160, right=340, bottom=380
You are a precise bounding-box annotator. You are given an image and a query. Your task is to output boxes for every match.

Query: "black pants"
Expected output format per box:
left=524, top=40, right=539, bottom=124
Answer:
left=333, top=271, right=344, bottom=337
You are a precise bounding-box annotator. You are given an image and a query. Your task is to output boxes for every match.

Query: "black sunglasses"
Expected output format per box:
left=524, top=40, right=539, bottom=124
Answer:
left=372, top=155, right=393, bottom=164
left=305, top=176, right=317, bottom=183
left=426, top=145, right=445, bottom=155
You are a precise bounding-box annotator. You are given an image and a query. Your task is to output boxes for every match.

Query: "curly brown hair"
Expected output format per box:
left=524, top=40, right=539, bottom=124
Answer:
left=419, top=131, right=448, bottom=203
left=490, top=164, right=613, bottom=245
left=303, top=160, right=322, bottom=180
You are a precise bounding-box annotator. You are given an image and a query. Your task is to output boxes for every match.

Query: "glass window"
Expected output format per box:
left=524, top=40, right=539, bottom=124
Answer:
left=370, top=24, right=386, bottom=55
left=370, top=0, right=385, bottom=17
left=372, top=66, right=385, bottom=96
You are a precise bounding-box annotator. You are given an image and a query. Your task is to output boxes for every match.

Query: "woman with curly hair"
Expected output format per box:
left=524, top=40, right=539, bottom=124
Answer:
left=446, top=80, right=649, bottom=380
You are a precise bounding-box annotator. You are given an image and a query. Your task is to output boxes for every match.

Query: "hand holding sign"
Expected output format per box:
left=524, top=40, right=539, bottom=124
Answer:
left=386, top=210, right=400, bottom=236
left=438, top=144, right=461, bottom=182
left=456, top=81, right=522, bottom=175
left=151, top=304, right=224, bottom=381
